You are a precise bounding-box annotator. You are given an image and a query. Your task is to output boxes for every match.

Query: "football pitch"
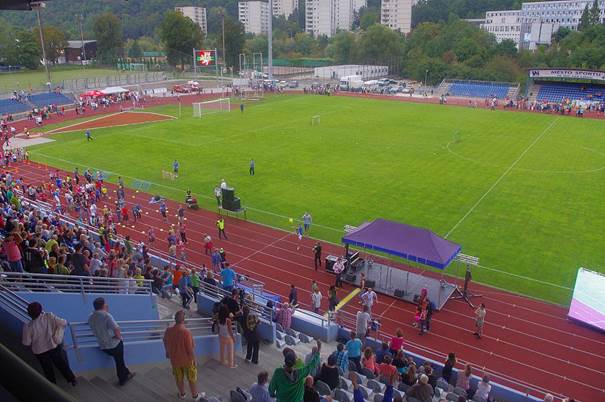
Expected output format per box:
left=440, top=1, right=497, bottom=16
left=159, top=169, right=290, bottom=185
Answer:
left=28, top=95, right=605, bottom=304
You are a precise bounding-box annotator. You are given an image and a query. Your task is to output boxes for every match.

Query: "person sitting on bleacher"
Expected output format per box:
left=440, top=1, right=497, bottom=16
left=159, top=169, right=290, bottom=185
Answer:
left=269, top=340, right=321, bottom=402
left=249, top=371, right=275, bottom=402
left=405, top=374, right=433, bottom=402
left=315, top=354, right=340, bottom=390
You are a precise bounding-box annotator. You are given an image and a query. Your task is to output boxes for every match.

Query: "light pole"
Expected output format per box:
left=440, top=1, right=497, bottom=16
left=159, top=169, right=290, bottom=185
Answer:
left=221, top=11, right=226, bottom=72
left=424, top=69, right=429, bottom=87
left=267, top=0, right=273, bottom=80
left=33, top=2, right=51, bottom=87
left=78, top=14, right=87, bottom=66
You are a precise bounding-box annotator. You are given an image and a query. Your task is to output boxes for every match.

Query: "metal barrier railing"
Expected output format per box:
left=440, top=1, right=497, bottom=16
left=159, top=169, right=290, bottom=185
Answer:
left=68, top=317, right=234, bottom=349
left=0, top=283, right=31, bottom=323
left=0, top=272, right=152, bottom=295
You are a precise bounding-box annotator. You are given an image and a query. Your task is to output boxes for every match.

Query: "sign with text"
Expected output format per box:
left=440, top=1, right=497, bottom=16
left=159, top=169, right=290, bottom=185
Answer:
left=529, top=69, right=605, bottom=82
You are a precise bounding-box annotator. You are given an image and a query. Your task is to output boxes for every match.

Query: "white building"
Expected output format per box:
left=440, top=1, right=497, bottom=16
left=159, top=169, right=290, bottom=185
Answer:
left=481, top=1, right=605, bottom=49
left=175, top=6, right=207, bottom=35
left=481, top=10, right=522, bottom=45
left=380, top=0, right=413, bottom=34
left=272, top=0, right=297, bottom=18
left=239, top=1, right=270, bottom=35
left=353, top=0, right=367, bottom=13
left=314, top=64, right=389, bottom=80
left=305, top=0, right=355, bottom=37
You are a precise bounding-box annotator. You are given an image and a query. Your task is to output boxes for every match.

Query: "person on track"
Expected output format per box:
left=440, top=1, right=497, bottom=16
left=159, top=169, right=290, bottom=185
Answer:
left=216, top=217, right=227, bottom=240
left=312, top=242, right=322, bottom=270
left=474, top=303, right=486, bottom=339
left=296, top=224, right=303, bottom=251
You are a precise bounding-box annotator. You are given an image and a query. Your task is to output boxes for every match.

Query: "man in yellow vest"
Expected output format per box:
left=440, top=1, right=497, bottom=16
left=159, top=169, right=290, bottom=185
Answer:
left=216, top=217, right=228, bottom=240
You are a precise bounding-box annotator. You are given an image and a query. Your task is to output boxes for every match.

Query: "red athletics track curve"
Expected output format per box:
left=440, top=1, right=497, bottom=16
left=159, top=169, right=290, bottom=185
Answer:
left=10, top=161, right=605, bottom=402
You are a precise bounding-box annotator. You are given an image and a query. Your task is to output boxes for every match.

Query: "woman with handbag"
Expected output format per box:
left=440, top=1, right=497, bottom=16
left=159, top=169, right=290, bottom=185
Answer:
left=22, top=302, right=77, bottom=386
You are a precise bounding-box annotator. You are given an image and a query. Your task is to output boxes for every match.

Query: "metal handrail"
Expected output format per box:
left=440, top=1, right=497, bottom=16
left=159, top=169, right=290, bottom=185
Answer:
left=67, top=317, right=234, bottom=349
left=1, top=272, right=152, bottom=295
left=0, top=283, right=31, bottom=322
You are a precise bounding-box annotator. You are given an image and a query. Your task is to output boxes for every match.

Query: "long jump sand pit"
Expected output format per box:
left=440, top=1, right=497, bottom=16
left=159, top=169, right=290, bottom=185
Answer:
left=47, top=111, right=176, bottom=134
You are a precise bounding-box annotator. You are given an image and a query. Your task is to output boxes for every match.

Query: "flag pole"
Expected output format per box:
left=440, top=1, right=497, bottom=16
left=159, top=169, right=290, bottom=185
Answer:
left=215, top=48, right=220, bottom=96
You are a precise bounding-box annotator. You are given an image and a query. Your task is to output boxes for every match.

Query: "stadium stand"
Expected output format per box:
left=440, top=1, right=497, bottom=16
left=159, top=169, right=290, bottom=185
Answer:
left=0, top=98, right=30, bottom=115
left=28, top=92, right=74, bottom=108
left=0, top=170, right=571, bottom=402
left=446, top=80, right=514, bottom=99
left=536, top=82, right=605, bottom=103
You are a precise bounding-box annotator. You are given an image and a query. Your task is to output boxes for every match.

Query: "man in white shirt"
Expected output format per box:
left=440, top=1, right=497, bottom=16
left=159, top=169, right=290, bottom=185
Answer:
left=220, top=179, right=227, bottom=189
left=476, top=375, right=492, bottom=401
left=361, top=288, right=378, bottom=315
left=22, top=302, right=76, bottom=385
left=355, top=305, right=371, bottom=340
left=311, top=288, right=322, bottom=314
left=333, top=257, right=346, bottom=288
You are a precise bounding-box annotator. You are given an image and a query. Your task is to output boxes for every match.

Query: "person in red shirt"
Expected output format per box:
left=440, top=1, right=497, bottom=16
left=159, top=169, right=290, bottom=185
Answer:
left=163, top=310, right=204, bottom=401
left=377, top=355, right=399, bottom=384
left=121, top=206, right=129, bottom=222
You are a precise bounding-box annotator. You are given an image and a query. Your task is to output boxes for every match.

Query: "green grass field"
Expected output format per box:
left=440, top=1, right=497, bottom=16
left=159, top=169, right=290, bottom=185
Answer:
left=28, top=95, right=605, bottom=304
left=0, top=66, right=122, bottom=93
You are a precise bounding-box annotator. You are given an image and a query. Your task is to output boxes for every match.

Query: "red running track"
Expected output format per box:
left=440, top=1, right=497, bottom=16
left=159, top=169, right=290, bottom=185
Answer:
left=10, top=160, right=605, bottom=402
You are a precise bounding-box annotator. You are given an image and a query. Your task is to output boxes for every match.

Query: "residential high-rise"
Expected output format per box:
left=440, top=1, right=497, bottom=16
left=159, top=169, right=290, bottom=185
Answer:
left=353, top=0, right=367, bottom=13
left=305, top=0, right=355, bottom=38
left=272, top=0, right=297, bottom=18
left=175, top=6, right=207, bottom=35
left=380, top=0, right=413, bottom=34
left=239, top=1, right=270, bottom=35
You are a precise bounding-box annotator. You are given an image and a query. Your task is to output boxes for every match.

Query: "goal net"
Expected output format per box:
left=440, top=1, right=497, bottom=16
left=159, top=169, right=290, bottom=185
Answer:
left=311, top=115, right=320, bottom=126
left=192, top=98, right=231, bottom=117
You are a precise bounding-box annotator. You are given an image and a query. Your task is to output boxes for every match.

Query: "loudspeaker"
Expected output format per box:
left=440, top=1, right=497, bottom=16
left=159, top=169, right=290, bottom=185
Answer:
left=394, top=289, right=405, bottom=298
left=222, top=197, right=241, bottom=211
left=221, top=187, right=235, bottom=202
left=344, top=274, right=356, bottom=283
left=365, top=280, right=375, bottom=288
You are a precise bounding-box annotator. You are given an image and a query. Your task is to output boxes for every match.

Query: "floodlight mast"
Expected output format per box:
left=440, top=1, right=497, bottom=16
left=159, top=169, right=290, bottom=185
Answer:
left=267, top=0, right=273, bottom=80
left=32, top=2, right=51, bottom=86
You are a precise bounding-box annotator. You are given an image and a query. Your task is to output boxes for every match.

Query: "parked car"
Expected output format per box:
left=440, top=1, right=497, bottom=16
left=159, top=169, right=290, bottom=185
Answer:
left=289, top=80, right=299, bottom=88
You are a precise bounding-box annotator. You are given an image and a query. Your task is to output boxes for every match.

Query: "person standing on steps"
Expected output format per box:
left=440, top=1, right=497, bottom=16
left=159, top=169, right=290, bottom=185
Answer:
left=249, top=159, right=255, bottom=176
left=88, top=298, right=134, bottom=386
left=216, top=217, right=228, bottom=240
left=22, top=302, right=77, bottom=387
left=312, top=242, right=322, bottom=270
left=163, top=310, right=205, bottom=401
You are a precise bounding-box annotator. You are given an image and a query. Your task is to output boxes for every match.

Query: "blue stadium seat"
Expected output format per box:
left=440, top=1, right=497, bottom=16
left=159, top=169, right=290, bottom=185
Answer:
left=448, top=80, right=512, bottom=99
left=28, top=92, right=74, bottom=107
left=0, top=98, right=30, bottom=115
left=536, top=82, right=605, bottom=103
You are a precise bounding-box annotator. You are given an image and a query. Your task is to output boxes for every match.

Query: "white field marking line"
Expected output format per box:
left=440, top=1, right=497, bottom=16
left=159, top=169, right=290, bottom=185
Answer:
left=25, top=154, right=574, bottom=296
left=378, top=299, right=397, bottom=318
left=446, top=140, right=605, bottom=174
left=19, top=166, right=605, bottom=359
left=126, top=111, right=177, bottom=119
left=46, top=112, right=124, bottom=134
left=232, top=232, right=292, bottom=266
left=445, top=117, right=560, bottom=238
left=49, top=113, right=175, bottom=134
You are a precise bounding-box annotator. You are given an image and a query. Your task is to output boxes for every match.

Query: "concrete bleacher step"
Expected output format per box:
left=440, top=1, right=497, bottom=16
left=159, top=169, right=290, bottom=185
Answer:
left=90, top=377, right=128, bottom=401
left=64, top=377, right=117, bottom=402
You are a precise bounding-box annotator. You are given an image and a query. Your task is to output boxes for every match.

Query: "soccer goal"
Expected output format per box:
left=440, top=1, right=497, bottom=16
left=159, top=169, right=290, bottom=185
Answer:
left=311, top=115, right=321, bottom=126
left=192, top=98, right=231, bottom=117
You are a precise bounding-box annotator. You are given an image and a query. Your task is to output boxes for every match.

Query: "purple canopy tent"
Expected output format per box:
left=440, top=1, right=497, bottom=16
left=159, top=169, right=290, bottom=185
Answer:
left=342, top=219, right=461, bottom=269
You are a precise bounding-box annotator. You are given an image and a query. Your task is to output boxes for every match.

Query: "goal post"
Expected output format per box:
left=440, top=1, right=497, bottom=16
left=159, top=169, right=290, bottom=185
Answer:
left=192, top=98, right=231, bottom=117
left=311, top=115, right=320, bottom=126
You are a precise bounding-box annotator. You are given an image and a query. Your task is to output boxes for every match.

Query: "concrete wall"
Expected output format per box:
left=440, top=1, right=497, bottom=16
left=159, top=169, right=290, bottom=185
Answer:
left=14, top=292, right=159, bottom=322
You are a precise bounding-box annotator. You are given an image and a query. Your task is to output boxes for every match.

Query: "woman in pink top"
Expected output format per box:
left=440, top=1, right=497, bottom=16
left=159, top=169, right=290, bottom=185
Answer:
left=5, top=233, right=24, bottom=272
left=389, top=328, right=404, bottom=355
left=361, top=347, right=378, bottom=374
left=276, top=303, right=294, bottom=330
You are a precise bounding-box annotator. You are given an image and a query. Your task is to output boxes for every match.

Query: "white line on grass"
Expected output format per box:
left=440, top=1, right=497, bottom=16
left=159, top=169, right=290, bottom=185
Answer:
left=46, top=112, right=124, bottom=134
left=445, top=117, right=560, bottom=239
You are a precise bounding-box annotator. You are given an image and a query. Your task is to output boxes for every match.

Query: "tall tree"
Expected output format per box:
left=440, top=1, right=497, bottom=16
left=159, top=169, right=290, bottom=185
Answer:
left=589, top=0, right=601, bottom=25
left=33, top=26, right=67, bottom=65
left=578, top=4, right=592, bottom=31
left=357, top=24, right=405, bottom=72
left=222, top=15, right=245, bottom=70
left=327, top=31, right=357, bottom=63
left=93, top=12, right=123, bottom=65
left=11, top=30, right=41, bottom=69
left=128, top=39, right=143, bottom=59
left=159, top=11, right=204, bottom=68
